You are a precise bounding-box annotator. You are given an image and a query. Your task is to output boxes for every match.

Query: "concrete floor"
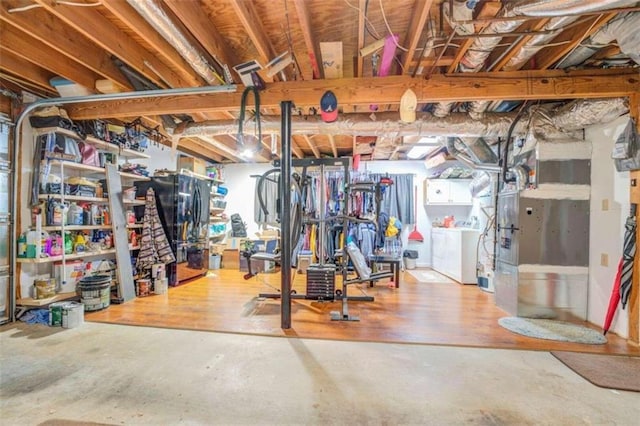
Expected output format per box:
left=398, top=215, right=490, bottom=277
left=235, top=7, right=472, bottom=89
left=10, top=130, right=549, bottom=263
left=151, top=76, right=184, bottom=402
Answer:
left=1, top=322, right=638, bottom=426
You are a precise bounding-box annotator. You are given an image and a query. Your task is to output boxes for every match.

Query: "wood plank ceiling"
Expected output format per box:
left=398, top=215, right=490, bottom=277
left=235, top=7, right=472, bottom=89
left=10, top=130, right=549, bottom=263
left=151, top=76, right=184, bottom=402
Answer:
left=1, top=0, right=638, bottom=163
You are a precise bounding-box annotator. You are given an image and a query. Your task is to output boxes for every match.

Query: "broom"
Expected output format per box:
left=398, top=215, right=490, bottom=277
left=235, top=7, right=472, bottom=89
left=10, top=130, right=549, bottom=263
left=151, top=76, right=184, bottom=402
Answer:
left=408, top=186, right=424, bottom=242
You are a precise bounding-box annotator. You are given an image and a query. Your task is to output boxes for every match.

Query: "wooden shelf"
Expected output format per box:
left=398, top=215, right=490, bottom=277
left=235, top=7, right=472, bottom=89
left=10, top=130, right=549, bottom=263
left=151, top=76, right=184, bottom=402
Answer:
left=210, top=207, right=225, bottom=214
left=119, top=171, right=150, bottom=181
left=16, top=249, right=117, bottom=264
left=119, top=148, right=150, bottom=159
left=209, top=233, right=226, bottom=239
left=123, top=199, right=146, bottom=206
left=37, top=224, right=112, bottom=231
left=17, top=292, right=79, bottom=307
left=38, top=194, right=109, bottom=203
left=36, top=127, right=150, bottom=160
left=47, top=160, right=105, bottom=174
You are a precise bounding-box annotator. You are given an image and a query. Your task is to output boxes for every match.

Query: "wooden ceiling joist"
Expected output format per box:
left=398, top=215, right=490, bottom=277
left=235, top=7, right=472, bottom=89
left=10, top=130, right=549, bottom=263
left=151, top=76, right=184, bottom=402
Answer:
left=0, top=49, right=55, bottom=94
left=180, top=137, right=226, bottom=163
left=65, top=69, right=640, bottom=120
left=401, top=0, right=434, bottom=74
left=488, top=18, right=551, bottom=71
left=327, top=135, right=338, bottom=158
left=229, top=0, right=277, bottom=72
left=0, top=24, right=98, bottom=90
left=532, top=13, right=617, bottom=70
left=293, top=0, right=322, bottom=80
left=0, top=2, right=132, bottom=91
left=355, top=0, right=366, bottom=78
left=301, top=135, right=320, bottom=159
left=199, top=136, right=246, bottom=163
left=163, top=0, right=239, bottom=82
left=99, top=1, right=206, bottom=87
left=32, top=0, right=191, bottom=89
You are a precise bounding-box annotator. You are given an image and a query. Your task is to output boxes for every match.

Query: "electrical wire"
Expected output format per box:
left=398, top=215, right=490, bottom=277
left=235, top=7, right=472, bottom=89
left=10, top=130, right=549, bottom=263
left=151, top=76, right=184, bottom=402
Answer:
left=378, top=0, right=408, bottom=52
left=343, top=0, right=382, bottom=40
left=9, top=1, right=101, bottom=12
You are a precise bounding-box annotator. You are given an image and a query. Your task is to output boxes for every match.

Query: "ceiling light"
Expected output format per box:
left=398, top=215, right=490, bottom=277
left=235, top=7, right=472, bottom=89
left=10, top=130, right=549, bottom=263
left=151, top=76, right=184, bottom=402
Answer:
left=241, top=149, right=254, bottom=158
left=407, top=145, right=438, bottom=159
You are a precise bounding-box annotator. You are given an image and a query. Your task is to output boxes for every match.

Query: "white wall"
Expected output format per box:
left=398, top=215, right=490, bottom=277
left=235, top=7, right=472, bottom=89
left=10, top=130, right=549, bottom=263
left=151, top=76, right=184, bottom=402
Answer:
left=144, top=143, right=177, bottom=174
left=587, top=114, right=632, bottom=338
left=222, top=163, right=274, bottom=238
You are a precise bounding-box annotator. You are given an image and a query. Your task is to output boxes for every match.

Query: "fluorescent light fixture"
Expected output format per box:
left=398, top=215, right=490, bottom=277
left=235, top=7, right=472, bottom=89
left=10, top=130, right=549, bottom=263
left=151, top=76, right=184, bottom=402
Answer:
left=407, top=144, right=438, bottom=159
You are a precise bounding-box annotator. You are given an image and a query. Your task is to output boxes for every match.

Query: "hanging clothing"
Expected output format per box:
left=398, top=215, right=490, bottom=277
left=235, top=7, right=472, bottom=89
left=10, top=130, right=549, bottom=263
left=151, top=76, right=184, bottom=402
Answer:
left=137, top=188, right=176, bottom=272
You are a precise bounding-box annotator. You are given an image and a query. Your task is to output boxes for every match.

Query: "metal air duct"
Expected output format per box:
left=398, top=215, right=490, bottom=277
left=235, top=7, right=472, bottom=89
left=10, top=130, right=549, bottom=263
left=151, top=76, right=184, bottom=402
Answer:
left=559, top=12, right=640, bottom=68
left=436, top=0, right=639, bottom=118
left=127, top=0, right=221, bottom=85
left=445, top=137, right=502, bottom=172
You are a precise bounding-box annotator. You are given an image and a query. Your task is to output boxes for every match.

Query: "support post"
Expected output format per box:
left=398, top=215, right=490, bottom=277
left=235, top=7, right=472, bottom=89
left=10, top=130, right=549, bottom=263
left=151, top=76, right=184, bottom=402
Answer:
left=280, top=101, right=293, bottom=329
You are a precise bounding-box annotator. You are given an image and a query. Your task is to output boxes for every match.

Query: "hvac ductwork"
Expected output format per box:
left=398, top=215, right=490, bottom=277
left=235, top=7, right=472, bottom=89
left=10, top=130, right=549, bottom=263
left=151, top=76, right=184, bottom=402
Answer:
left=127, top=0, right=221, bottom=85
left=560, top=12, right=640, bottom=68
left=177, top=98, right=627, bottom=139
left=458, top=137, right=498, bottom=163
left=445, top=138, right=502, bottom=173
left=436, top=0, right=639, bottom=118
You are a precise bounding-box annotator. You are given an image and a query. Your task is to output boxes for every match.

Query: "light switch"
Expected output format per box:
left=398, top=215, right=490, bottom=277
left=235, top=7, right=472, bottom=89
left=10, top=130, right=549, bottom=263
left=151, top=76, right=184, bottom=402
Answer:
left=601, top=253, right=609, bottom=267
left=602, top=199, right=609, bottom=211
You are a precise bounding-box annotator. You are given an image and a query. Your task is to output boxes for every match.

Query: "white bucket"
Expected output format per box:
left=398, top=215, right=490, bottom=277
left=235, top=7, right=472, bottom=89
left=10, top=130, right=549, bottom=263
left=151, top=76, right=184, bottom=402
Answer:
left=154, top=278, right=168, bottom=295
left=62, top=302, right=84, bottom=328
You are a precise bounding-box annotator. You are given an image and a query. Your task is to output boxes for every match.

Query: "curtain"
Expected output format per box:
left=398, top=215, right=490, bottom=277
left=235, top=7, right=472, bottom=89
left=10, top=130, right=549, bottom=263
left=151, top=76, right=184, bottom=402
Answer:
left=371, top=173, right=414, bottom=224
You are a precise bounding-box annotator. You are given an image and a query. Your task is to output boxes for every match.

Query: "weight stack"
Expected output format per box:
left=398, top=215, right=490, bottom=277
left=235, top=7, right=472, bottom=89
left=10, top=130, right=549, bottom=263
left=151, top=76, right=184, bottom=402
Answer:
left=306, top=264, right=336, bottom=300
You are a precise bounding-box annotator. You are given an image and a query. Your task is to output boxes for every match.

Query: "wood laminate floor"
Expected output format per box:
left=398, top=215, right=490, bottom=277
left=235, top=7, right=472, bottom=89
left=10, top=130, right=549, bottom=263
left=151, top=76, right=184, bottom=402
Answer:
left=86, top=268, right=639, bottom=355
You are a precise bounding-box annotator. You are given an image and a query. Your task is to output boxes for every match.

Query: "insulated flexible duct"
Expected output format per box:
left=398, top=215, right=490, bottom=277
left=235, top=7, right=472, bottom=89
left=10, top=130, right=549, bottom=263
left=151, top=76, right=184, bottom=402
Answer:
left=127, top=0, right=222, bottom=85
left=435, top=0, right=639, bottom=118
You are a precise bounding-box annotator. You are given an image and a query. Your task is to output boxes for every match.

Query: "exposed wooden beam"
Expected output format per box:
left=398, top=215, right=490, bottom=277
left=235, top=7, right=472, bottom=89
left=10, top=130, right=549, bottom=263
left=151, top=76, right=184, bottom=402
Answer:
left=229, top=0, right=277, bottom=67
left=199, top=135, right=247, bottom=163
left=410, top=56, right=455, bottom=68
left=0, top=49, right=55, bottom=93
left=352, top=135, right=357, bottom=157
left=180, top=137, right=226, bottom=163
left=99, top=1, right=205, bottom=87
left=327, top=135, right=338, bottom=158
left=0, top=2, right=132, bottom=91
left=293, top=0, right=322, bottom=80
left=355, top=0, right=366, bottom=78
left=401, top=0, right=433, bottom=74
left=163, top=0, right=239, bottom=83
left=302, top=135, right=320, bottom=159
left=532, top=13, right=616, bottom=70
left=66, top=69, right=640, bottom=120
left=0, top=24, right=98, bottom=90
left=447, top=1, right=501, bottom=74
left=489, top=18, right=550, bottom=71
left=32, top=0, right=190, bottom=88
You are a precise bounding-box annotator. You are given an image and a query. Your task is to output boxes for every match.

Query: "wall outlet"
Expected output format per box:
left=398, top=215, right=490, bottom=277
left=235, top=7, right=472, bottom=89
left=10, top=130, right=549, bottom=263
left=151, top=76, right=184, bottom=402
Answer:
left=602, top=199, right=609, bottom=211
left=601, top=253, right=609, bottom=267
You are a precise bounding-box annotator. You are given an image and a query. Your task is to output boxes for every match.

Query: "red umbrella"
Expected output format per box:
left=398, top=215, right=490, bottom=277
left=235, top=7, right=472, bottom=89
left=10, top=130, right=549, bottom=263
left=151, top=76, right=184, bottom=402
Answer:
left=603, top=258, right=623, bottom=335
left=603, top=214, right=637, bottom=335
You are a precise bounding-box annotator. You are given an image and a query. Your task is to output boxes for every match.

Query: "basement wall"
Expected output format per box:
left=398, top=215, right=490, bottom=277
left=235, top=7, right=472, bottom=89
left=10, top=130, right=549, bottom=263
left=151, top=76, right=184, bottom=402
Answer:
left=586, top=114, right=631, bottom=338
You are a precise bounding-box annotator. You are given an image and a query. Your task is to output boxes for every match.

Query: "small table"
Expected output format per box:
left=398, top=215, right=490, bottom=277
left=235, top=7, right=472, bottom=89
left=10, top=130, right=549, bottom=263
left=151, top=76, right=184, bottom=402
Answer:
left=367, top=255, right=401, bottom=288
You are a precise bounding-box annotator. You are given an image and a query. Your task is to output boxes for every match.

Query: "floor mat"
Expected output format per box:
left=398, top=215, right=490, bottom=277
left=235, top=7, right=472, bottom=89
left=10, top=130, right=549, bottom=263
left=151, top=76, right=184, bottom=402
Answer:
left=552, top=351, right=640, bottom=392
left=498, top=317, right=607, bottom=344
left=407, top=270, right=456, bottom=284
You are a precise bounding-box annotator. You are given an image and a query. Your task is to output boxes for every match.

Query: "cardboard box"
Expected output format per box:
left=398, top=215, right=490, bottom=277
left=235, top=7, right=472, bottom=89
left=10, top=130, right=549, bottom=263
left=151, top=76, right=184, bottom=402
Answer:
left=222, top=249, right=240, bottom=270
left=54, top=260, right=84, bottom=293
left=179, top=156, right=207, bottom=176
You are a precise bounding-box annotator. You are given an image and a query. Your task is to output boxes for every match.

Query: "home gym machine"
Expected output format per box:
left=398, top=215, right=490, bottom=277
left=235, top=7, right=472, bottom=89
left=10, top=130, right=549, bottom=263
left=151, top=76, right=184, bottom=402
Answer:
left=249, top=101, right=392, bottom=327
left=249, top=155, right=393, bottom=321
